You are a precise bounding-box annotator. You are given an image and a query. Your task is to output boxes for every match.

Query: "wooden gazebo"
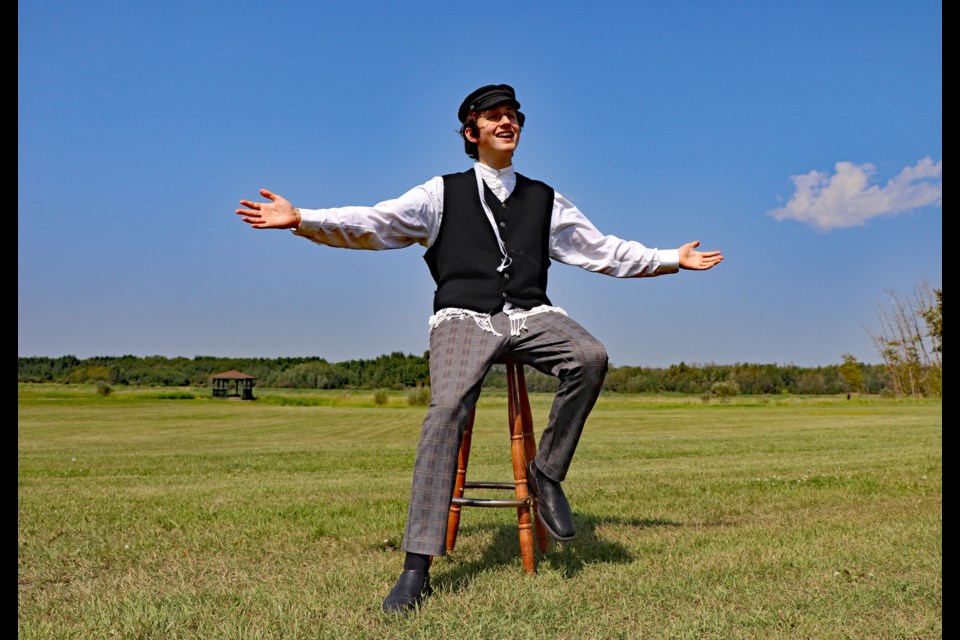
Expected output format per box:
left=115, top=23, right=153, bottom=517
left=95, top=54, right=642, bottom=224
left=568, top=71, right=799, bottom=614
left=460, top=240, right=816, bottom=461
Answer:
left=210, top=370, right=256, bottom=400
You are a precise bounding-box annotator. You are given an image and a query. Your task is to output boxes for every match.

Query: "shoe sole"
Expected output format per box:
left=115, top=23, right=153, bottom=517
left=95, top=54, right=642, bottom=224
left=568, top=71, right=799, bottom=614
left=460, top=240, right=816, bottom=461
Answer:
left=534, top=501, right=576, bottom=541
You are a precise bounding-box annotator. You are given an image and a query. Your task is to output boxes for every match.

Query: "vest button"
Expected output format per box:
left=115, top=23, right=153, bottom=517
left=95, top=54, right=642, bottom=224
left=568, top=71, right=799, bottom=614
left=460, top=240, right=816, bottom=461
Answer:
left=503, top=273, right=511, bottom=279
left=502, top=292, right=508, bottom=298
left=499, top=221, right=506, bottom=228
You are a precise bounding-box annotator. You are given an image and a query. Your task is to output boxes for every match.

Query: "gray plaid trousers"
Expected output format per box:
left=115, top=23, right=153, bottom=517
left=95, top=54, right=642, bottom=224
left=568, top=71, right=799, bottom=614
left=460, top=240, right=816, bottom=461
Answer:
left=401, top=310, right=608, bottom=556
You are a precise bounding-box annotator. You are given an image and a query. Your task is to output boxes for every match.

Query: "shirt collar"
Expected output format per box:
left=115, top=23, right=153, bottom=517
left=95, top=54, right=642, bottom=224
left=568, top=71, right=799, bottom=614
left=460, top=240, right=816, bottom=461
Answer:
left=474, top=161, right=515, bottom=181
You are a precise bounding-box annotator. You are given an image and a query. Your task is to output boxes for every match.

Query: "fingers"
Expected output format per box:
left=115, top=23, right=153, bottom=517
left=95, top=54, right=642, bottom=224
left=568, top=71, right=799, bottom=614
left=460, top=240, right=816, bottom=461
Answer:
left=697, top=252, right=723, bottom=262
left=238, top=190, right=285, bottom=214
left=235, top=199, right=265, bottom=226
left=236, top=201, right=261, bottom=217
left=236, top=193, right=276, bottom=219
left=235, top=205, right=261, bottom=217
left=697, top=254, right=724, bottom=269
left=236, top=213, right=261, bottom=224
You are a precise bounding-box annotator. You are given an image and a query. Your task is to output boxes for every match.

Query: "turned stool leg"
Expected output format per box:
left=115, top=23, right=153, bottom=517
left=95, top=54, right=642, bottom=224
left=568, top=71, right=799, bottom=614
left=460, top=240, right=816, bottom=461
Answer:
left=513, top=364, right=550, bottom=553
left=507, top=363, right=538, bottom=574
left=444, top=362, right=548, bottom=574
left=446, top=406, right=476, bottom=553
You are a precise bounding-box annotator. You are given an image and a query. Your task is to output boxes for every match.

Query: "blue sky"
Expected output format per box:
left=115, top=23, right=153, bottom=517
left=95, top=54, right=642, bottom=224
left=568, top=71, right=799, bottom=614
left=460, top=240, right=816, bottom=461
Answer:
left=19, top=1, right=941, bottom=368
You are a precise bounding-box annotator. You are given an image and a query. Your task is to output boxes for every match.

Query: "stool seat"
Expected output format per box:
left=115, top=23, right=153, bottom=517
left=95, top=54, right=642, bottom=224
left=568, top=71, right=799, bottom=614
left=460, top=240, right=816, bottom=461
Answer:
left=445, top=359, right=549, bottom=574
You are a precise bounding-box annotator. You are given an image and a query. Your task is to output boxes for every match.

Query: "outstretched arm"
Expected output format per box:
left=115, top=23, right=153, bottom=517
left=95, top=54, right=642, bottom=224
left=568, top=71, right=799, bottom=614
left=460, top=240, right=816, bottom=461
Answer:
left=550, top=192, right=723, bottom=277
left=678, top=240, right=723, bottom=271
left=236, top=188, right=302, bottom=229
left=234, top=179, right=443, bottom=250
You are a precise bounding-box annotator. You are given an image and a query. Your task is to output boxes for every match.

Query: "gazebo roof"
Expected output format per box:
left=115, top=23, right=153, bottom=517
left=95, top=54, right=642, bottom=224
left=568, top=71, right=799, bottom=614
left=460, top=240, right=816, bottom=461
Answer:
left=210, top=370, right=256, bottom=380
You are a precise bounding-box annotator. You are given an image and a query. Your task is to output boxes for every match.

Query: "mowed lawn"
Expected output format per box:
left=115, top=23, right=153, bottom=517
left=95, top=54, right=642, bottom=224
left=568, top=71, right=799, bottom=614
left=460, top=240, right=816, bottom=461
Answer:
left=18, top=385, right=941, bottom=639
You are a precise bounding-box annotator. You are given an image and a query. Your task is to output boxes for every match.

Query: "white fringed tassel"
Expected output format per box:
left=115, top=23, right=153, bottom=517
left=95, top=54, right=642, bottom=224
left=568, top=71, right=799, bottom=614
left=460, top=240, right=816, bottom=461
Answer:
left=504, top=305, right=567, bottom=336
left=429, top=305, right=569, bottom=338
left=509, top=313, right=527, bottom=337
left=428, top=308, right=503, bottom=337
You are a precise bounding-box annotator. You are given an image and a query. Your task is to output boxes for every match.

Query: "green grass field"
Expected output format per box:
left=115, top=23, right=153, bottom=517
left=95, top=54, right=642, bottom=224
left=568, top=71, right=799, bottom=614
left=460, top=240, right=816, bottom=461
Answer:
left=18, top=384, right=941, bottom=639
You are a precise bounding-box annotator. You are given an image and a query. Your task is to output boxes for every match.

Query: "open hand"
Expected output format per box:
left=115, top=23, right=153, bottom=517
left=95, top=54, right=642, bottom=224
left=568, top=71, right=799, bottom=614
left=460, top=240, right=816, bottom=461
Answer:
left=235, top=189, right=301, bottom=229
left=678, top=240, right=723, bottom=270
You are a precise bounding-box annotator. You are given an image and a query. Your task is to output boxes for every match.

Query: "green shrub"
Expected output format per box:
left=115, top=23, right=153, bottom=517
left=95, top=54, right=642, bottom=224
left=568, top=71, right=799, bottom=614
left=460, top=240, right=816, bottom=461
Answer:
left=151, top=392, right=197, bottom=400
left=94, top=380, right=112, bottom=396
left=406, top=384, right=431, bottom=407
left=710, top=380, right=740, bottom=403
left=373, top=389, right=389, bottom=406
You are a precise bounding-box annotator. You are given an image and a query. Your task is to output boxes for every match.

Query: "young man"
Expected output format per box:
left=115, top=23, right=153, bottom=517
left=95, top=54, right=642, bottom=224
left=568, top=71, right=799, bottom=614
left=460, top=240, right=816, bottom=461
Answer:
left=236, top=84, right=723, bottom=614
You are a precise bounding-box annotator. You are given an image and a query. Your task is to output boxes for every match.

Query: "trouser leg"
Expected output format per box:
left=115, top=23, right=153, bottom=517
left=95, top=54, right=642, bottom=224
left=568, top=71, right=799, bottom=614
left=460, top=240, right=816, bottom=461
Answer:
left=399, top=310, right=608, bottom=556
left=401, top=316, right=505, bottom=557
left=506, top=312, right=609, bottom=482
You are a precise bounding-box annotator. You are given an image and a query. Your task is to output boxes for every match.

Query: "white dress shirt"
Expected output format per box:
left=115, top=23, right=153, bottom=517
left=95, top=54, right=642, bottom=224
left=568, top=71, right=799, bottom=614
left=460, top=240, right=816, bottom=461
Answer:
left=293, top=163, right=680, bottom=335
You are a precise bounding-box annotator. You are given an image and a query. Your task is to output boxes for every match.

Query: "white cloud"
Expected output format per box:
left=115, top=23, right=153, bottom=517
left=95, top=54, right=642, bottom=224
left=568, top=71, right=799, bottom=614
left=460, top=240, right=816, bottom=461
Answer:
left=767, top=157, right=942, bottom=231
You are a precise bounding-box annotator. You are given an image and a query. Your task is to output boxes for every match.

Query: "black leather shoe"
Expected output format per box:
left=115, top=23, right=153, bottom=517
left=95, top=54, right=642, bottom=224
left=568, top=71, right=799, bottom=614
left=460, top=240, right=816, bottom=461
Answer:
left=527, top=461, right=576, bottom=540
left=381, top=570, right=432, bottom=614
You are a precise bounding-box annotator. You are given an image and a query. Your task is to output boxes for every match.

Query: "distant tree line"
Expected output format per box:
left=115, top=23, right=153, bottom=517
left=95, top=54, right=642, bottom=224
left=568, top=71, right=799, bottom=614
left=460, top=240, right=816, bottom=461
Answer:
left=17, top=352, right=430, bottom=390
left=20, top=285, right=940, bottom=398
left=18, top=352, right=921, bottom=396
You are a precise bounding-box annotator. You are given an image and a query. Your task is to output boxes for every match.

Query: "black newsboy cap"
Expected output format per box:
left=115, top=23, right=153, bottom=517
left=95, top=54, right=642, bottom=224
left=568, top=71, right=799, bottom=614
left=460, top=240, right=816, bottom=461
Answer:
left=458, top=84, right=522, bottom=123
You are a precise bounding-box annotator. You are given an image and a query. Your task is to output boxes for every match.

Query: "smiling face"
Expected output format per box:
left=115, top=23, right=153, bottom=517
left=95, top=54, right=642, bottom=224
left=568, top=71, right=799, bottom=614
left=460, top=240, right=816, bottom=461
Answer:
left=467, top=103, right=522, bottom=169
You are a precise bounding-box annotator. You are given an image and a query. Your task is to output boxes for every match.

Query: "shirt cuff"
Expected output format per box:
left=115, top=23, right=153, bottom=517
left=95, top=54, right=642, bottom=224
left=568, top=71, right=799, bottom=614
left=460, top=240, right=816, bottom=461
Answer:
left=657, top=249, right=680, bottom=274
left=290, top=208, right=322, bottom=237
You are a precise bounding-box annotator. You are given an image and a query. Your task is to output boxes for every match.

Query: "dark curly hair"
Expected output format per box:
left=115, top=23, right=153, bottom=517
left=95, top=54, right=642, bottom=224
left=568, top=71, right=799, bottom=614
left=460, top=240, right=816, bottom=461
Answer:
left=458, top=116, right=482, bottom=160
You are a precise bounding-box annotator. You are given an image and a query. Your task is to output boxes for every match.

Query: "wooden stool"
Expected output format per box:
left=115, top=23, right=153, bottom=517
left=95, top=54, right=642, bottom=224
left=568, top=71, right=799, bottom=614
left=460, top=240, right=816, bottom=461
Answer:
left=445, top=360, right=549, bottom=574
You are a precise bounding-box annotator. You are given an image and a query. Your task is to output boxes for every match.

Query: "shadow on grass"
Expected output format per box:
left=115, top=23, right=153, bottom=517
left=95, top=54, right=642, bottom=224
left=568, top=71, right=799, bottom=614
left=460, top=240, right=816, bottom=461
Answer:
left=433, top=512, right=682, bottom=592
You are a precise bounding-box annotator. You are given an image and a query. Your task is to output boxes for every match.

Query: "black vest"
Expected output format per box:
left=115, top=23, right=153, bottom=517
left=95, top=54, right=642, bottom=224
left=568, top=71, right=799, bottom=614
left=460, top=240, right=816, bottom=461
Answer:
left=424, top=169, right=554, bottom=314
